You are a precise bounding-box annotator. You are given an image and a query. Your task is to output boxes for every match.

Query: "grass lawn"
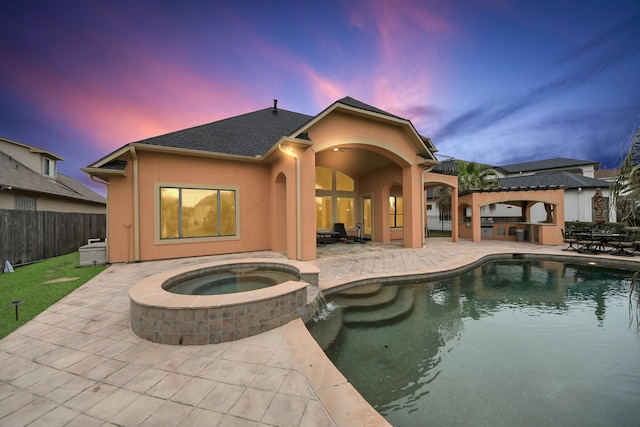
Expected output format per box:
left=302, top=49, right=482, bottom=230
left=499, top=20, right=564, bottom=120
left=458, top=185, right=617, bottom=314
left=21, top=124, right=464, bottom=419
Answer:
left=0, top=252, right=106, bottom=340
left=428, top=230, right=452, bottom=238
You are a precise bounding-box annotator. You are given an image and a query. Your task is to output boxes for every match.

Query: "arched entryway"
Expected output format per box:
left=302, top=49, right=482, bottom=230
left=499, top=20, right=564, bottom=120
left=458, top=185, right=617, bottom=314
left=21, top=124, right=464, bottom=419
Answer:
left=313, top=143, right=426, bottom=247
left=423, top=171, right=459, bottom=244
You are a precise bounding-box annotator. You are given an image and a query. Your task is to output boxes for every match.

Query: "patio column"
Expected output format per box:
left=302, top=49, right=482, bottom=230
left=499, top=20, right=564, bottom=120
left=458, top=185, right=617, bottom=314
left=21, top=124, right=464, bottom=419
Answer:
left=450, top=186, right=459, bottom=242
left=298, top=147, right=317, bottom=260
left=403, top=164, right=423, bottom=249
left=471, top=194, right=482, bottom=242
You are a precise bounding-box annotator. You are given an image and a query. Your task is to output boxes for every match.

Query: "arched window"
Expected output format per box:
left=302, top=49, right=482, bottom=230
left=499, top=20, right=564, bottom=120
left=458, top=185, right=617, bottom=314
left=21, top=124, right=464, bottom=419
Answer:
left=315, top=167, right=355, bottom=230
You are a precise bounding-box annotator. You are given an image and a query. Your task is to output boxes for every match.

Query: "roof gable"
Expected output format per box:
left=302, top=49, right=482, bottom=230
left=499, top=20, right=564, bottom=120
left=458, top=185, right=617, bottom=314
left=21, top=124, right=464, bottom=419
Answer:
left=0, top=136, right=64, bottom=161
left=293, top=96, right=437, bottom=162
left=335, top=96, right=404, bottom=120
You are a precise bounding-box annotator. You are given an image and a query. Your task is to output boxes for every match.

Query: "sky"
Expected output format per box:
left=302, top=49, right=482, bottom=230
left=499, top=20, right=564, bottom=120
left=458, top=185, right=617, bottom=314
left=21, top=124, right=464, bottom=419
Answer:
left=1, top=0, right=640, bottom=195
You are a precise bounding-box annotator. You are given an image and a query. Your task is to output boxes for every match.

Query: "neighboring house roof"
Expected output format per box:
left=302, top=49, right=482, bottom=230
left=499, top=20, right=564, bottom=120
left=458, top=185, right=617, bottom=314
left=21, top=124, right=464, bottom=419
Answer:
left=0, top=151, right=105, bottom=204
left=431, top=158, right=459, bottom=175
left=595, top=168, right=619, bottom=180
left=495, top=157, right=599, bottom=174
left=0, top=136, right=64, bottom=161
left=498, top=171, right=609, bottom=190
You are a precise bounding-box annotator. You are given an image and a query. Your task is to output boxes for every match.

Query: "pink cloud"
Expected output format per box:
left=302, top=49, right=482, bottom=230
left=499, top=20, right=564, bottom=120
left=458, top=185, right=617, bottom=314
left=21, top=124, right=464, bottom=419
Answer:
left=2, top=45, right=257, bottom=153
left=339, top=1, right=461, bottom=126
left=301, top=66, right=349, bottom=109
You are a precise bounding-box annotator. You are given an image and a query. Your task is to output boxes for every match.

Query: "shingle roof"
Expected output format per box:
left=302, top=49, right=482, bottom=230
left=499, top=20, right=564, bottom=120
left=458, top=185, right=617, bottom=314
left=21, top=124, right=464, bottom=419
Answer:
left=131, top=107, right=313, bottom=157
left=496, top=157, right=599, bottom=174
left=0, top=151, right=105, bottom=204
left=430, top=158, right=458, bottom=175
left=87, top=96, right=438, bottom=171
left=335, top=96, right=404, bottom=120
left=498, top=171, right=609, bottom=190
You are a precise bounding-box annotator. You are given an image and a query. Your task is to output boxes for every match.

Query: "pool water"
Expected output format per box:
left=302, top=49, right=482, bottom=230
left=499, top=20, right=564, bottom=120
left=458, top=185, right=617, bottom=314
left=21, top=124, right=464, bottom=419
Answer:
left=166, top=267, right=299, bottom=295
left=307, top=260, right=640, bottom=426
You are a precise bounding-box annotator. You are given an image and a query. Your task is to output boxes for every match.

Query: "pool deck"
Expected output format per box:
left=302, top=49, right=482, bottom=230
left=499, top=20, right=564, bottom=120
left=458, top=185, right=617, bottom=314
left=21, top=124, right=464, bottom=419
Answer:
left=2, top=239, right=640, bottom=426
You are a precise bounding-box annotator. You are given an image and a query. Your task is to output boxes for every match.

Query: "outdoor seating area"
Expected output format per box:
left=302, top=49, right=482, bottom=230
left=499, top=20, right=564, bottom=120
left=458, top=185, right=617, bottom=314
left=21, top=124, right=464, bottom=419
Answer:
left=563, top=227, right=637, bottom=256
left=317, top=223, right=366, bottom=246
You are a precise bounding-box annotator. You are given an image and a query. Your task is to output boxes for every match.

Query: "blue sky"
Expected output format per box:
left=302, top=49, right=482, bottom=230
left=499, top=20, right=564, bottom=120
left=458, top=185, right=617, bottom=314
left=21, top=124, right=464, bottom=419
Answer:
left=1, top=0, right=639, bottom=194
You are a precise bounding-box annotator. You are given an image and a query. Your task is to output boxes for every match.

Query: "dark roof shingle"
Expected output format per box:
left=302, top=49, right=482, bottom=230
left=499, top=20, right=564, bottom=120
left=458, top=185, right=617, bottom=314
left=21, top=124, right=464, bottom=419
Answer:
left=496, top=157, right=599, bottom=174
left=498, top=171, right=609, bottom=190
left=335, top=96, right=404, bottom=120
left=132, top=107, right=313, bottom=157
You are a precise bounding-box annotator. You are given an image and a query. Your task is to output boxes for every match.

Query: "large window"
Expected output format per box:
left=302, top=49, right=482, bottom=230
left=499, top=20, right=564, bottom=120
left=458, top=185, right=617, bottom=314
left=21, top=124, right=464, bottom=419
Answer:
left=390, top=196, right=403, bottom=228
left=315, top=196, right=333, bottom=230
left=315, top=167, right=355, bottom=229
left=160, top=187, right=236, bottom=239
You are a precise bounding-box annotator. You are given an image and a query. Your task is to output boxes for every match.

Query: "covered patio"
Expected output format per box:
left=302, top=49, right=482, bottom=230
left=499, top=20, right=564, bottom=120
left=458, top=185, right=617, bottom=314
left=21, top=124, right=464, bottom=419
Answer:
left=457, top=186, right=565, bottom=245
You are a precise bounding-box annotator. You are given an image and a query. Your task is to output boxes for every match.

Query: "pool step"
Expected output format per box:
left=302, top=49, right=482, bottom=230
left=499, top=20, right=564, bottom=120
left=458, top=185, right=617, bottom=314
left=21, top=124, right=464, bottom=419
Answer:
left=338, top=283, right=383, bottom=296
left=343, top=287, right=415, bottom=325
left=332, top=285, right=399, bottom=307
left=309, top=309, right=344, bottom=351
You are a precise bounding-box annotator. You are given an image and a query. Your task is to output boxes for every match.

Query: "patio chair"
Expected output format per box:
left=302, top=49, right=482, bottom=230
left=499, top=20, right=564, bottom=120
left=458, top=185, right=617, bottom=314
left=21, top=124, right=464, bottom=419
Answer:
left=574, top=228, right=599, bottom=254
left=610, top=230, right=637, bottom=256
left=561, top=229, right=578, bottom=251
left=333, top=223, right=359, bottom=244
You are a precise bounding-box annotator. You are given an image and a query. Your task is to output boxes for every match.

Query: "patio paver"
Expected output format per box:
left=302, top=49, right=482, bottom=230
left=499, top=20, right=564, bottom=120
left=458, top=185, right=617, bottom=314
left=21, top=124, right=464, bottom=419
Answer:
left=1, top=240, right=638, bottom=426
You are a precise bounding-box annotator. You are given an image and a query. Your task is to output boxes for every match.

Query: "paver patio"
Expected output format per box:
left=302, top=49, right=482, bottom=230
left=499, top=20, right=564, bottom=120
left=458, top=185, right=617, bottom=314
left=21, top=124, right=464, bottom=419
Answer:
left=1, top=239, right=638, bottom=426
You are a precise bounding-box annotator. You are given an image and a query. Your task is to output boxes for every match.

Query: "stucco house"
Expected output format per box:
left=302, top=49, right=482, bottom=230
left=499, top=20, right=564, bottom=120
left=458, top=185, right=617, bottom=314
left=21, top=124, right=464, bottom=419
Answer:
left=84, top=97, right=472, bottom=263
left=0, top=136, right=106, bottom=213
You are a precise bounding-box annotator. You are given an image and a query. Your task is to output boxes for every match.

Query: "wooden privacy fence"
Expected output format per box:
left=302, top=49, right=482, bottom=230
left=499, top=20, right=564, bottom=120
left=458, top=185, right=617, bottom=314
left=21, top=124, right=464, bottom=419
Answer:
left=0, top=210, right=106, bottom=266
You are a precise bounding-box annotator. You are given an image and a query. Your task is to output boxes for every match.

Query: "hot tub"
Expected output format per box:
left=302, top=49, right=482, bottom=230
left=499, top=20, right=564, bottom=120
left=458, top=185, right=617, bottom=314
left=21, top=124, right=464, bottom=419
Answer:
left=129, top=258, right=321, bottom=345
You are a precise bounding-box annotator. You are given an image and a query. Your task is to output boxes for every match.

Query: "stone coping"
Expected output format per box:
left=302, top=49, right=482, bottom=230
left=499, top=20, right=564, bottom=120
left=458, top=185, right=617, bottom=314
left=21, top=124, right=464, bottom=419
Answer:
left=319, top=250, right=640, bottom=296
left=283, top=319, right=392, bottom=426
left=129, top=258, right=320, bottom=309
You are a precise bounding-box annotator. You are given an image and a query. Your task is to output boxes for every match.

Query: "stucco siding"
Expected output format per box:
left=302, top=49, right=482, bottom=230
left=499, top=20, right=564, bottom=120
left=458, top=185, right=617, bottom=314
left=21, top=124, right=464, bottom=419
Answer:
left=309, top=112, right=417, bottom=167
left=104, top=152, right=274, bottom=263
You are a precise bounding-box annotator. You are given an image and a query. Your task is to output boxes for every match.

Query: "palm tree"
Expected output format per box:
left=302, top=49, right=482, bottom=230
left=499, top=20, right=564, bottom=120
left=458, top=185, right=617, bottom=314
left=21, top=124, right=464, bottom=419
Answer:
left=435, top=160, right=499, bottom=215
left=456, top=161, right=499, bottom=191
left=611, top=127, right=640, bottom=226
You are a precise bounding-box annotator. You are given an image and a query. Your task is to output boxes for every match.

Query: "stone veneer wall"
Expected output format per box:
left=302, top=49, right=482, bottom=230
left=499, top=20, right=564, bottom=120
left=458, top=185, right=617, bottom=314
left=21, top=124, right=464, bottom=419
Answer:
left=130, top=284, right=308, bottom=345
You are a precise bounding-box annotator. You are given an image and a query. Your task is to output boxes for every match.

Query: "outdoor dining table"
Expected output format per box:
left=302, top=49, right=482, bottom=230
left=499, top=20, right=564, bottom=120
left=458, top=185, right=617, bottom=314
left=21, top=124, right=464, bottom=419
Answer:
left=574, top=230, right=619, bottom=254
left=590, top=232, right=622, bottom=253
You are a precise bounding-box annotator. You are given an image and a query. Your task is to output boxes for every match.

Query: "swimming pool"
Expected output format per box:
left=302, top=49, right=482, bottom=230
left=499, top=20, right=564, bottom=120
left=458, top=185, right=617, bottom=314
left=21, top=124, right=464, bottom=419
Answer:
left=307, top=259, right=640, bottom=426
